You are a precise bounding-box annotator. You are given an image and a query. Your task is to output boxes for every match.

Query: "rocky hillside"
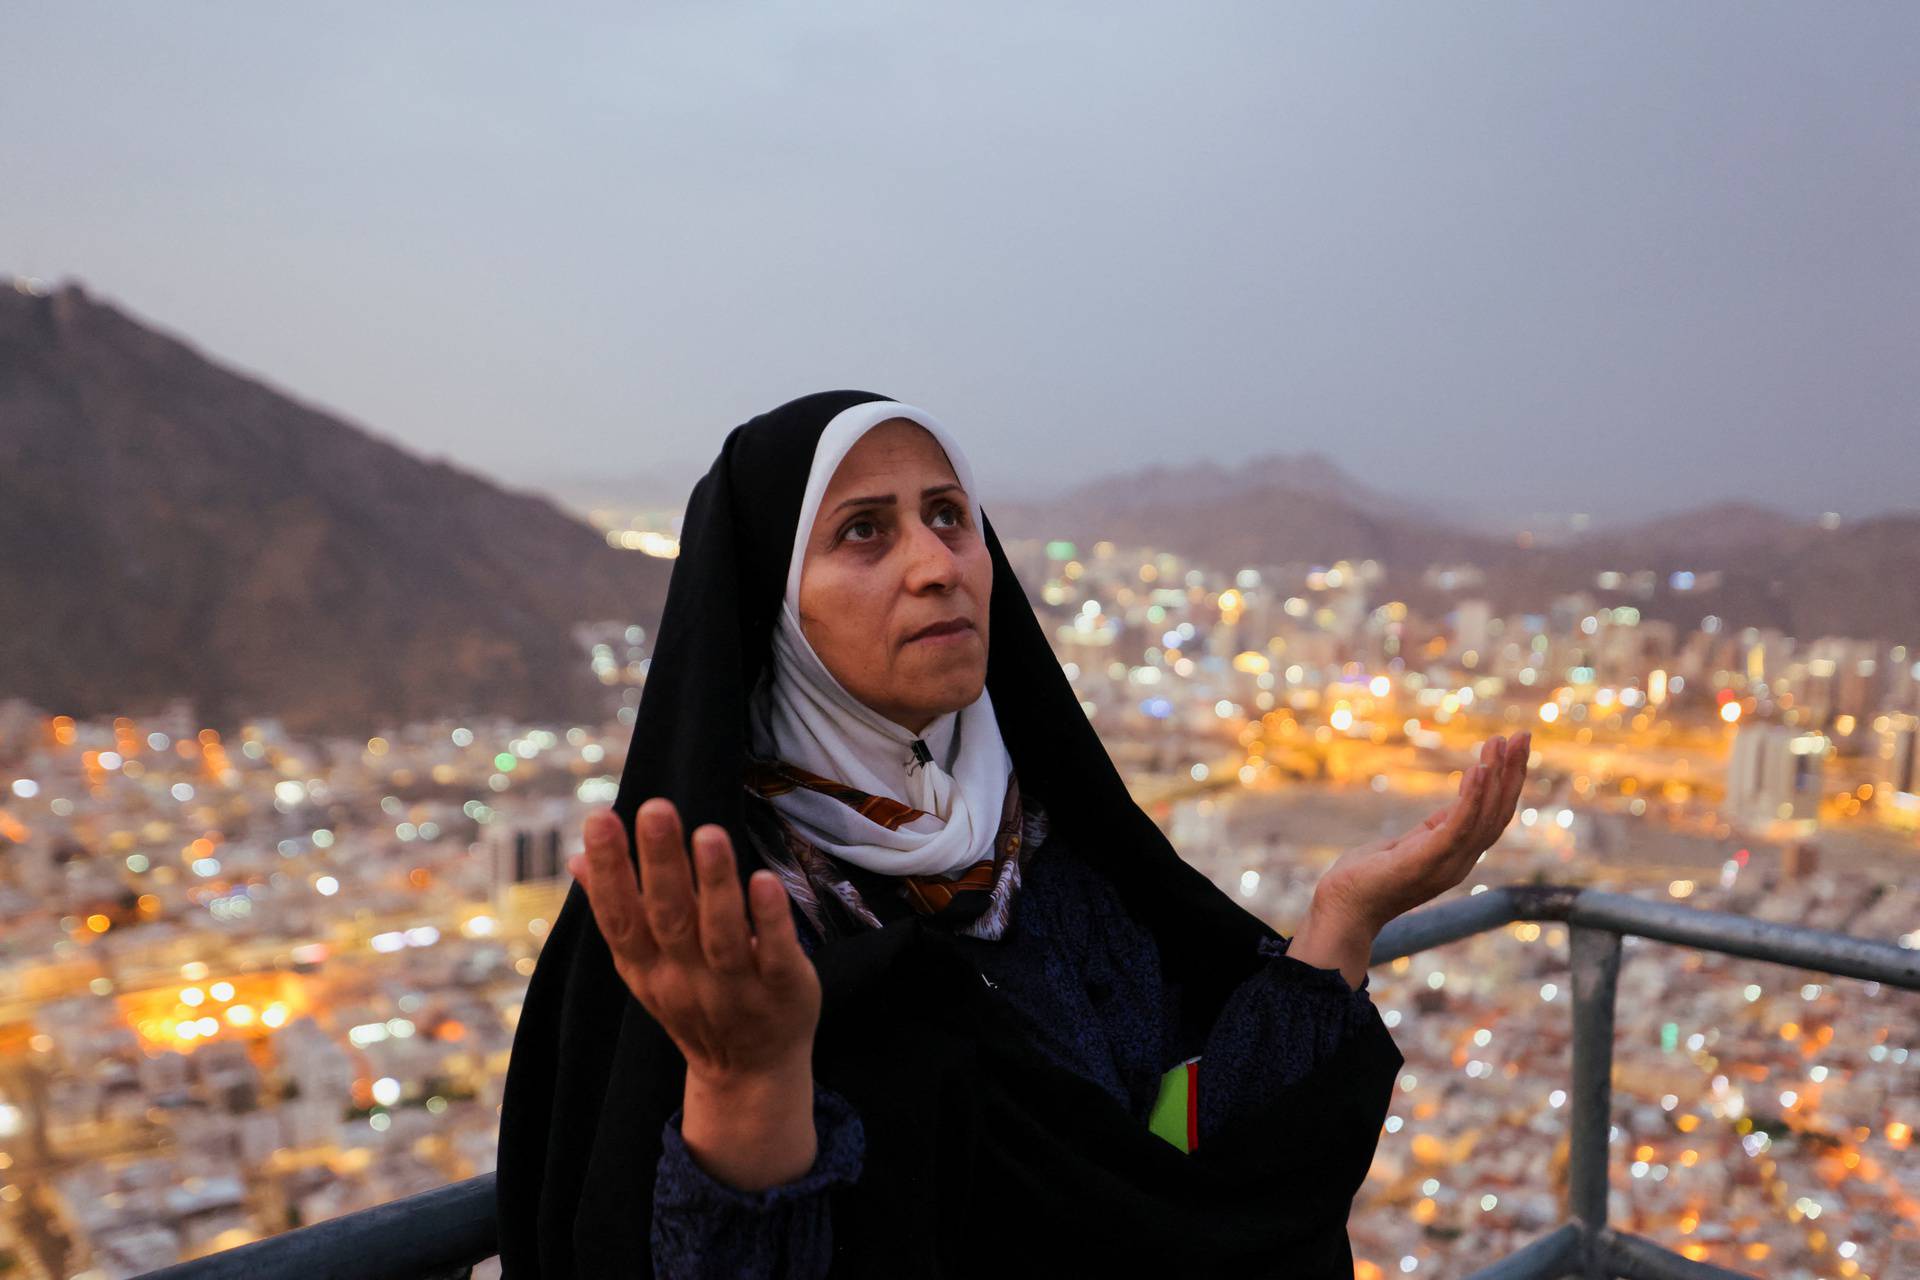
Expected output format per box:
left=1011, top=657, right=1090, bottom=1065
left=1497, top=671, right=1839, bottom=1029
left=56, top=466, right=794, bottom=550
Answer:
left=0, top=278, right=672, bottom=735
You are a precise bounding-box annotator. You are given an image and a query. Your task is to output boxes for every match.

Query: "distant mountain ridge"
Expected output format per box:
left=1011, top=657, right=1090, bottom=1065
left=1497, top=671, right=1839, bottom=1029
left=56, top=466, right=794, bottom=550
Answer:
left=0, top=278, right=672, bottom=735
left=988, top=450, right=1498, bottom=577
left=989, top=457, right=1920, bottom=646
left=1057, top=451, right=1439, bottom=516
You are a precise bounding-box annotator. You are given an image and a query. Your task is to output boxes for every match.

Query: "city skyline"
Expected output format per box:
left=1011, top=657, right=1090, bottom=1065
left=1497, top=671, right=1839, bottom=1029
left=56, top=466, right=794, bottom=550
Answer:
left=4, top=4, right=1916, bottom=523
left=3, top=529, right=1915, bottom=1276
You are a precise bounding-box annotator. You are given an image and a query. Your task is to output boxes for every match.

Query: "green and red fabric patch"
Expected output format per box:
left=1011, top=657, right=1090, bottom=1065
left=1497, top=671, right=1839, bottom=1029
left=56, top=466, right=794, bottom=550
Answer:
left=1149, top=1055, right=1201, bottom=1153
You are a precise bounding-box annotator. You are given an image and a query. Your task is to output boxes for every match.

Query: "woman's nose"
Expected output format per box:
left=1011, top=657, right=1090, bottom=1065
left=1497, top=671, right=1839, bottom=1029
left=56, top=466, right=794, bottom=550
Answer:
left=901, top=521, right=961, bottom=590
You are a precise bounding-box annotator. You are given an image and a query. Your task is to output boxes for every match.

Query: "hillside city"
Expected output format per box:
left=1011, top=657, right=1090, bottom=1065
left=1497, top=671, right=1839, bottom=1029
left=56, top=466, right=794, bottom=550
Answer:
left=0, top=535, right=1915, bottom=1279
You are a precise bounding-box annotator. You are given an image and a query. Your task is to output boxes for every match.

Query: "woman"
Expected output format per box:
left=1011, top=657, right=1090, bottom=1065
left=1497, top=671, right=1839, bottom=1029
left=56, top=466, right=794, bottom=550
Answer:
left=494, top=391, right=1530, bottom=1278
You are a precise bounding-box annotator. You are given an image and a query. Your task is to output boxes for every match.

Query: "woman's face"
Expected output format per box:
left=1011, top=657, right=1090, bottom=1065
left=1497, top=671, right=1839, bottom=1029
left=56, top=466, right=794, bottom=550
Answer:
left=797, top=418, right=992, bottom=735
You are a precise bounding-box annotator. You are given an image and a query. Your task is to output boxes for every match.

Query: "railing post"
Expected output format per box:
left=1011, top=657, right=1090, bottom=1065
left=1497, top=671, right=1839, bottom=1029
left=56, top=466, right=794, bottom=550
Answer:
left=1568, top=925, right=1622, bottom=1279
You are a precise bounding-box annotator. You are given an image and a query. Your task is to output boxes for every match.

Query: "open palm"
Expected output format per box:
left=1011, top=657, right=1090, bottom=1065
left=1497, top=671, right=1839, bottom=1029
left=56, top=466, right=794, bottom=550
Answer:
left=1315, top=732, right=1533, bottom=935
left=568, top=798, right=821, bottom=1083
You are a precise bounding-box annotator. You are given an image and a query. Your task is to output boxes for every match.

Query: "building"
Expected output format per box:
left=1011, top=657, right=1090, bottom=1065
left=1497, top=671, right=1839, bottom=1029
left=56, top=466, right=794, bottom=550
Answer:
left=479, top=799, right=573, bottom=935
left=1875, top=714, right=1919, bottom=833
left=1725, top=723, right=1823, bottom=838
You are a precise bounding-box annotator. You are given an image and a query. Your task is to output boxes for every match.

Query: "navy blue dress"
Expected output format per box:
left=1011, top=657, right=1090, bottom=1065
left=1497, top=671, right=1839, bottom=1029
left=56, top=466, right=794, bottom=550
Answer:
left=648, top=815, right=1380, bottom=1279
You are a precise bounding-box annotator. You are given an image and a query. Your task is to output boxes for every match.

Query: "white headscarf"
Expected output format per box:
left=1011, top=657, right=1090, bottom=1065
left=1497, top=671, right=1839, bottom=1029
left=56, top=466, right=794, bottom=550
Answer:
left=747, top=400, right=1014, bottom=878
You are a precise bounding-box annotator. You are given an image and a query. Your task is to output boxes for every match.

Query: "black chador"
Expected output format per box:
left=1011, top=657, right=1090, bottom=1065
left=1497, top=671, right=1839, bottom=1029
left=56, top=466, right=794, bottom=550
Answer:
left=493, top=390, right=1403, bottom=1277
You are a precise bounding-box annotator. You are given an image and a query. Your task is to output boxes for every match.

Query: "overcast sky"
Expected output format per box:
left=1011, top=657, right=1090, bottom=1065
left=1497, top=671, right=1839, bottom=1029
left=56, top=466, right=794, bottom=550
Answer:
left=6, top=3, right=1915, bottom=525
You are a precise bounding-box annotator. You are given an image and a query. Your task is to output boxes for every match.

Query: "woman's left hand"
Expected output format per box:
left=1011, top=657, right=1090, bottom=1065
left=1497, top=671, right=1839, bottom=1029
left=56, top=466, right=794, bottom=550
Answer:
left=1313, top=731, right=1533, bottom=937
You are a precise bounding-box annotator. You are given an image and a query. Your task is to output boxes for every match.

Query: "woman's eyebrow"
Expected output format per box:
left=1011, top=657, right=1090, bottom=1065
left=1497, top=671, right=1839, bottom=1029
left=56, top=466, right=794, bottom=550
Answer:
left=825, top=483, right=964, bottom=516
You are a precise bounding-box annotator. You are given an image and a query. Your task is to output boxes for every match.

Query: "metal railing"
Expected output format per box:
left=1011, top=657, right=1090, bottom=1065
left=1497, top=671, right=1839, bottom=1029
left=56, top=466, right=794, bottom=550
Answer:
left=1382, top=884, right=1918, bottom=1280
left=137, top=882, right=1920, bottom=1280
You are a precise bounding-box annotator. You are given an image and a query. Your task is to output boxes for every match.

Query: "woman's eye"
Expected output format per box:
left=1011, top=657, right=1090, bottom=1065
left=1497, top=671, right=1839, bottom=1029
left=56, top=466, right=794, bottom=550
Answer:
left=842, top=517, right=878, bottom=543
left=932, top=502, right=963, bottom=528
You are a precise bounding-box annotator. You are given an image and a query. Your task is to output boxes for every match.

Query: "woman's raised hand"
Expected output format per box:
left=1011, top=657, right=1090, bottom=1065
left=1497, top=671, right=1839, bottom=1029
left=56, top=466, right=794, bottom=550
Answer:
left=568, top=797, right=822, bottom=1087
left=1313, top=731, right=1533, bottom=936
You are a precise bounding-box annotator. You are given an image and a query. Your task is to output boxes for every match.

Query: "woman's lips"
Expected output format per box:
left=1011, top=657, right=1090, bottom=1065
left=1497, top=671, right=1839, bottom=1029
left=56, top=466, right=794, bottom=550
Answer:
left=906, top=619, right=974, bottom=644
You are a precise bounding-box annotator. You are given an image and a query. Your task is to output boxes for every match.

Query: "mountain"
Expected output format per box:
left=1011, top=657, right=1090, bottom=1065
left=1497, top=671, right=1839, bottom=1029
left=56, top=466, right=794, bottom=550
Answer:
left=987, top=455, right=1920, bottom=645
left=1006, top=450, right=1449, bottom=522
left=987, top=451, right=1498, bottom=573
left=0, top=278, right=673, bottom=736
left=1575, top=501, right=1808, bottom=558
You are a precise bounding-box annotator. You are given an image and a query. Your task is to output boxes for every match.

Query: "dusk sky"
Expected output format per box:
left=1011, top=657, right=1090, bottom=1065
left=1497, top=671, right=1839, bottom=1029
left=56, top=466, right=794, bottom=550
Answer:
left=6, top=4, right=1915, bottom=525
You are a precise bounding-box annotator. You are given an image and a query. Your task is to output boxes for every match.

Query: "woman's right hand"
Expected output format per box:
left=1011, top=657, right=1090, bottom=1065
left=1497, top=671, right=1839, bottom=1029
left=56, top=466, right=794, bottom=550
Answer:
left=569, top=797, right=822, bottom=1087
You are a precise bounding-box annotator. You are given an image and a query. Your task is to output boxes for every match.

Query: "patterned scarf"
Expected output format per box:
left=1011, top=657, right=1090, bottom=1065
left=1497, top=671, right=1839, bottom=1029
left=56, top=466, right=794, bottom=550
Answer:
left=742, top=758, right=1041, bottom=942
left=744, top=759, right=1199, bottom=1153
